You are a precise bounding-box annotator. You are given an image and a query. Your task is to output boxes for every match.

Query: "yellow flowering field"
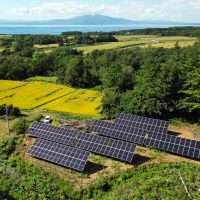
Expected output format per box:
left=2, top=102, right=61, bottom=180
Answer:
left=0, top=80, right=27, bottom=91
left=0, top=80, right=102, bottom=117
left=42, top=89, right=102, bottom=116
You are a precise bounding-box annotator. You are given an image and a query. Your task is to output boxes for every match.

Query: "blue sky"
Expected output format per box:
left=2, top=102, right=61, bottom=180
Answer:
left=1, top=0, right=200, bottom=22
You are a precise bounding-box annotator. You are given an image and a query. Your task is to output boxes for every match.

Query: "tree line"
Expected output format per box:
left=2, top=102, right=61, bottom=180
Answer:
left=0, top=33, right=118, bottom=49
left=62, top=27, right=200, bottom=37
left=0, top=37, right=199, bottom=121
left=110, top=26, right=200, bottom=37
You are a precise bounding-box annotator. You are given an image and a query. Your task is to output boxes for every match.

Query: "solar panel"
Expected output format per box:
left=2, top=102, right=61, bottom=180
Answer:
left=74, top=131, right=136, bottom=163
left=28, top=120, right=200, bottom=161
left=90, top=120, right=147, bottom=145
left=28, top=121, right=136, bottom=163
left=144, top=133, right=200, bottom=159
left=28, top=138, right=90, bottom=172
left=90, top=119, right=200, bottom=160
left=116, top=113, right=169, bottom=135
left=28, top=121, right=76, bottom=146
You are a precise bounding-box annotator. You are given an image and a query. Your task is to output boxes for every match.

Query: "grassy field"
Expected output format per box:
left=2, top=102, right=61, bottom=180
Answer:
left=0, top=34, right=11, bottom=38
left=34, top=43, right=59, bottom=49
left=74, top=35, right=197, bottom=53
left=0, top=80, right=102, bottom=117
left=0, top=35, right=198, bottom=54
left=76, top=39, right=149, bottom=53
left=10, top=35, right=197, bottom=54
left=30, top=35, right=198, bottom=54
left=26, top=76, right=58, bottom=83
left=84, top=163, right=200, bottom=200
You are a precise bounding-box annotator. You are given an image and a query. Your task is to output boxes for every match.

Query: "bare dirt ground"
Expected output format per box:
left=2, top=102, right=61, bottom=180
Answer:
left=20, top=124, right=200, bottom=188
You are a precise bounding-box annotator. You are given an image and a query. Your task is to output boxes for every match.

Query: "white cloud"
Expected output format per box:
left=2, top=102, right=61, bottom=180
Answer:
left=10, top=0, right=200, bottom=22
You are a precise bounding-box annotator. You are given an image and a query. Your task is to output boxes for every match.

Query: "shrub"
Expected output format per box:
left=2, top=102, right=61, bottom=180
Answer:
left=34, top=113, right=43, bottom=122
left=0, top=104, right=21, bottom=118
left=12, top=118, right=28, bottom=135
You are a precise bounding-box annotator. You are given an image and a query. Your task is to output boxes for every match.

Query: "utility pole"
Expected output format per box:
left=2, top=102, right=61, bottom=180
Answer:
left=4, top=105, right=10, bottom=137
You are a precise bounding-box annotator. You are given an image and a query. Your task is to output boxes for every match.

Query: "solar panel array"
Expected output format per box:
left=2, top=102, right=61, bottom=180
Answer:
left=29, top=121, right=76, bottom=146
left=116, top=113, right=169, bottom=135
left=28, top=138, right=90, bottom=172
left=91, top=120, right=146, bottom=145
left=145, top=133, right=200, bottom=159
left=90, top=113, right=200, bottom=160
left=74, top=132, right=136, bottom=162
left=28, top=112, right=199, bottom=172
left=28, top=122, right=136, bottom=163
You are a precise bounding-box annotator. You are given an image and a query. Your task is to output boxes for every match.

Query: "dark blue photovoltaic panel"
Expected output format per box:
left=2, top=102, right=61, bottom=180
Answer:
left=144, top=133, right=200, bottom=159
left=90, top=119, right=200, bottom=160
left=28, top=121, right=136, bottom=163
left=29, top=121, right=76, bottom=139
left=74, top=131, right=136, bottom=163
left=28, top=122, right=76, bottom=146
left=90, top=120, right=146, bottom=145
left=116, top=113, right=169, bottom=135
left=28, top=138, right=90, bottom=171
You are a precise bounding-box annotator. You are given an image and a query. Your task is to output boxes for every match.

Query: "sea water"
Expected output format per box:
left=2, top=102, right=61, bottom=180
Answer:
left=0, top=24, right=183, bottom=34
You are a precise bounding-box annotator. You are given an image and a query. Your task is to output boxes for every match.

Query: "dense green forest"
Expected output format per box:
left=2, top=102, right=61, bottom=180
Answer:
left=61, top=27, right=200, bottom=37
left=0, top=37, right=199, bottom=120
left=0, top=33, right=118, bottom=48
left=111, top=26, right=200, bottom=37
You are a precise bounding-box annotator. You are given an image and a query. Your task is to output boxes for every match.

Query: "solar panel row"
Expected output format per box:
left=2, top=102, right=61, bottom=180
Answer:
left=75, top=132, right=136, bottom=163
left=116, top=113, right=169, bottom=135
left=29, top=121, right=76, bottom=146
left=29, top=138, right=90, bottom=172
left=91, top=120, right=146, bottom=145
left=145, top=134, right=200, bottom=159
left=90, top=113, right=200, bottom=160
left=29, top=121, right=76, bottom=139
left=28, top=122, right=136, bottom=163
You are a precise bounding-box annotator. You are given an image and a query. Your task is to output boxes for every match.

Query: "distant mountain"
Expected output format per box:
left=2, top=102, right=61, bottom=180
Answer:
left=52, top=15, right=135, bottom=25
left=0, top=15, right=135, bottom=25
left=0, top=15, right=198, bottom=26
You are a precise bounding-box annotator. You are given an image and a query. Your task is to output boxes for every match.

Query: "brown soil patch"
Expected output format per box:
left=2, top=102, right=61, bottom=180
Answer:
left=169, top=126, right=196, bottom=139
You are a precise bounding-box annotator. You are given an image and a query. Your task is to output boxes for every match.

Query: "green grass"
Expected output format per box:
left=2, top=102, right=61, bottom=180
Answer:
left=76, top=40, right=148, bottom=53
left=33, top=35, right=197, bottom=54
left=0, top=34, right=12, bottom=38
left=25, top=76, right=58, bottom=83
left=0, top=47, right=5, bottom=52
left=84, top=163, right=200, bottom=200
left=75, top=35, right=197, bottom=54
left=34, top=44, right=59, bottom=48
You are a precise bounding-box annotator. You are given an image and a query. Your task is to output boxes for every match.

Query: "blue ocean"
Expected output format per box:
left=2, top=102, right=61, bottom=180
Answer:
left=0, top=24, right=183, bottom=34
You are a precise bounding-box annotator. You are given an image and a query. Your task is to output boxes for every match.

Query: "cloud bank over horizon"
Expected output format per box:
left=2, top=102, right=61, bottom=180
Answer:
left=2, top=0, right=200, bottom=22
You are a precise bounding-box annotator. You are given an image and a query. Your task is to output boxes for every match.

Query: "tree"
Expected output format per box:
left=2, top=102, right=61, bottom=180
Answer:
left=0, top=104, right=20, bottom=117
left=73, top=34, right=94, bottom=45
left=64, top=56, right=84, bottom=87
left=179, top=68, right=200, bottom=114
left=95, top=33, right=118, bottom=43
left=12, top=118, right=28, bottom=135
left=102, top=88, right=121, bottom=118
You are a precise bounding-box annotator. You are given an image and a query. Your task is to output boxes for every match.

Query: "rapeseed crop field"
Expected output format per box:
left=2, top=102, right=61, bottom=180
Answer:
left=0, top=80, right=102, bottom=117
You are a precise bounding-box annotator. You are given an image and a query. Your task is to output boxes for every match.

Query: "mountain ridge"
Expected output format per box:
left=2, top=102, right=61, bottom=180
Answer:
left=0, top=14, right=198, bottom=25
